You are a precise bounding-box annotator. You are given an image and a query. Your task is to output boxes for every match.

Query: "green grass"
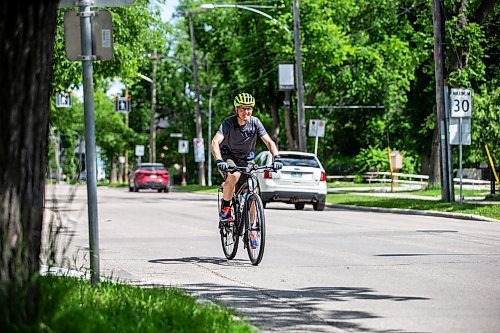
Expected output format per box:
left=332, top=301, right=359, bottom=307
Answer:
left=38, top=276, right=254, bottom=333
left=486, top=194, right=500, bottom=201
left=327, top=193, right=500, bottom=220
left=172, top=184, right=220, bottom=194
left=327, top=182, right=386, bottom=188
left=399, top=187, right=490, bottom=198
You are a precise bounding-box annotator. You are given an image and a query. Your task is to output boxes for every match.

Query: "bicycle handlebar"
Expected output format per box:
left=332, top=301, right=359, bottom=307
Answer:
left=226, top=164, right=276, bottom=175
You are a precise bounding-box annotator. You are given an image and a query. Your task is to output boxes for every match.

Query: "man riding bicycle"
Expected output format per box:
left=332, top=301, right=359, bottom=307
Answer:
left=211, top=93, right=283, bottom=223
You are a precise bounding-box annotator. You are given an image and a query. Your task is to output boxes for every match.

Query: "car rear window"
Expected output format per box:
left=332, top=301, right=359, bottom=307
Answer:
left=139, top=165, right=166, bottom=171
left=280, top=155, right=320, bottom=168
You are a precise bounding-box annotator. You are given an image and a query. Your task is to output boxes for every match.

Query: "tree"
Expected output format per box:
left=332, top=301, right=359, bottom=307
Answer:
left=0, top=1, right=59, bottom=330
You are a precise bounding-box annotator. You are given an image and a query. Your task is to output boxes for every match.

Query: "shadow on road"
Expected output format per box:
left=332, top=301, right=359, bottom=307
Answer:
left=149, top=256, right=250, bottom=267
left=143, top=256, right=431, bottom=333
left=175, top=283, right=430, bottom=333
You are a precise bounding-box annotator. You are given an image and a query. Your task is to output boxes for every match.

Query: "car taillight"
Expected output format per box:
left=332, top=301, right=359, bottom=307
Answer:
left=263, top=170, right=272, bottom=179
left=320, top=171, right=326, bottom=181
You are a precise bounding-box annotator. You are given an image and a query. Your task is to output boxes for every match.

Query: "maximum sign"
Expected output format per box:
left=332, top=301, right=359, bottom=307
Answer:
left=450, top=88, right=472, bottom=118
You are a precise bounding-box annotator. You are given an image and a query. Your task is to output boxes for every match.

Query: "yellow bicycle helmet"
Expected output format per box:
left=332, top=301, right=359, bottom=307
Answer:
left=234, top=93, right=255, bottom=107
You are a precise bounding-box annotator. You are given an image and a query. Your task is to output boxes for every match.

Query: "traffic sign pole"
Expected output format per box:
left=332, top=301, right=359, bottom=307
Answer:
left=309, top=119, right=325, bottom=156
left=450, top=88, right=472, bottom=206
left=314, top=134, right=319, bottom=156
left=79, top=2, right=100, bottom=285
left=59, top=0, right=137, bottom=287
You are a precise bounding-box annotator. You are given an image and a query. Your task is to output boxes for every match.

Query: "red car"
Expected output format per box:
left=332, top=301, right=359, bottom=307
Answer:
left=129, top=163, right=170, bottom=193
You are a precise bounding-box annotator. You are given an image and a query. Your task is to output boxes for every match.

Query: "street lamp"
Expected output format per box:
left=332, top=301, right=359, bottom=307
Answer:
left=200, top=2, right=307, bottom=151
left=200, top=4, right=292, bottom=36
left=207, top=84, right=217, bottom=186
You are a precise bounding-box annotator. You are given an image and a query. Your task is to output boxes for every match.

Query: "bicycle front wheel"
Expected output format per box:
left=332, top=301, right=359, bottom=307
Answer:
left=245, top=194, right=266, bottom=265
left=220, top=200, right=240, bottom=259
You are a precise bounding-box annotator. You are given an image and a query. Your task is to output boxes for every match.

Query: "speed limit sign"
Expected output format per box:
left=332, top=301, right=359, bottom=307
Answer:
left=450, top=88, right=472, bottom=118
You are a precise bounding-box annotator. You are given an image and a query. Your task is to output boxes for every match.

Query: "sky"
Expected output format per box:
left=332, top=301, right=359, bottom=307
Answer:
left=161, top=0, right=179, bottom=22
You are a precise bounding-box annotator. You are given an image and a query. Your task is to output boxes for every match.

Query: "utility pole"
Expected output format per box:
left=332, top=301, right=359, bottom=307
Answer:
left=148, top=49, right=158, bottom=163
left=124, top=86, right=129, bottom=183
left=293, top=0, right=307, bottom=152
left=188, top=12, right=206, bottom=186
left=432, top=0, right=452, bottom=202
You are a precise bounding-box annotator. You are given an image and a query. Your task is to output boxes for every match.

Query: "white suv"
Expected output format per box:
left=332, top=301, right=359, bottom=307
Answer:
left=254, top=151, right=328, bottom=211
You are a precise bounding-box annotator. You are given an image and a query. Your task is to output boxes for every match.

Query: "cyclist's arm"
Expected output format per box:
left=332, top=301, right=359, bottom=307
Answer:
left=260, top=134, right=279, bottom=158
left=211, top=132, right=225, bottom=161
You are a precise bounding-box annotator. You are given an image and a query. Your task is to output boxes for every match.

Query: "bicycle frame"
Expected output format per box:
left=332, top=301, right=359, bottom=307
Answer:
left=230, top=165, right=271, bottom=223
left=218, top=164, right=274, bottom=265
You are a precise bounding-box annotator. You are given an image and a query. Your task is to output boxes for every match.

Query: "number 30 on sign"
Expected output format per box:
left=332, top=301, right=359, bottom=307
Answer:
left=450, top=88, right=472, bottom=118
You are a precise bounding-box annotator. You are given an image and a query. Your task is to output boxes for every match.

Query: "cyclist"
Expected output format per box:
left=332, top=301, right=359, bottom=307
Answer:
left=211, top=92, right=283, bottom=223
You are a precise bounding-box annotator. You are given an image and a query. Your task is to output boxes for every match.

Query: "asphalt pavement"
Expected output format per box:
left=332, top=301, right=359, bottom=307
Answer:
left=43, top=185, right=500, bottom=332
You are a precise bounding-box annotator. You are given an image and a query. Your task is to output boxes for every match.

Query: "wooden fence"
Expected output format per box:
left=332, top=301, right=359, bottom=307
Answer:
left=327, top=171, right=491, bottom=189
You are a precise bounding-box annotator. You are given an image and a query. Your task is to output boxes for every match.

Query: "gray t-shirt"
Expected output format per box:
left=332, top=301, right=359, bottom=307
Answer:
left=217, top=115, right=268, bottom=160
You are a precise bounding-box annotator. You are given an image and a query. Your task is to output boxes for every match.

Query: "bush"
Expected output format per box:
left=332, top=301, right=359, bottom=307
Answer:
left=324, top=156, right=357, bottom=175
left=353, top=147, right=419, bottom=174
left=354, top=146, right=388, bottom=174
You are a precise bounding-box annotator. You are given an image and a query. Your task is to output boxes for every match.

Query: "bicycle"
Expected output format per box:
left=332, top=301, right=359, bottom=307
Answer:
left=217, top=164, right=275, bottom=266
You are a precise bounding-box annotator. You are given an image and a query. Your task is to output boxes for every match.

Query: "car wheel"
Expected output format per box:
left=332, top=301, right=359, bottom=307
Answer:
left=294, top=202, right=305, bottom=210
left=313, top=199, right=325, bottom=211
left=157, top=189, right=162, bottom=193
left=165, top=187, right=170, bottom=193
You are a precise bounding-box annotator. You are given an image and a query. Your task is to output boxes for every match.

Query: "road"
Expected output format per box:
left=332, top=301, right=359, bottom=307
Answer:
left=44, top=185, right=500, bottom=332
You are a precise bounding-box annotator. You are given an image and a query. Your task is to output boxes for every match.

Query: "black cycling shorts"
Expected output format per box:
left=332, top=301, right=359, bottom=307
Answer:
left=219, top=156, right=254, bottom=191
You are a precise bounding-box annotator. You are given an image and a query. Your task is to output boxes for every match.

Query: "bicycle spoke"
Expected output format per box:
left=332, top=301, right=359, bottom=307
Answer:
left=220, top=199, right=240, bottom=259
left=245, top=194, right=266, bottom=265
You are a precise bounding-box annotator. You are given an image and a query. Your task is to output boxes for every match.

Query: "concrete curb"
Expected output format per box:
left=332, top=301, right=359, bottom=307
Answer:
left=327, top=203, right=500, bottom=223
left=40, top=265, right=89, bottom=278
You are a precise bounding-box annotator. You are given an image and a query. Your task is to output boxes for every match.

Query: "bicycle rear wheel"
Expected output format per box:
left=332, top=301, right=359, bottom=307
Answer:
left=220, top=200, right=240, bottom=259
left=245, top=194, right=266, bottom=265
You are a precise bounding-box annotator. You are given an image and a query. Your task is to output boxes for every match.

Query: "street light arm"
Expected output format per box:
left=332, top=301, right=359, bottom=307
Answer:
left=137, top=73, right=153, bottom=84
left=201, top=3, right=292, bottom=39
left=145, top=52, right=193, bottom=75
left=165, top=56, right=193, bottom=75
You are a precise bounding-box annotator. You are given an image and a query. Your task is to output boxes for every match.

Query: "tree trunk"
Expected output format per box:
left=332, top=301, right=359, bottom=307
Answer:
left=305, top=78, right=324, bottom=106
left=448, top=0, right=496, bottom=72
left=50, top=126, right=61, bottom=183
left=449, top=0, right=470, bottom=71
left=270, top=103, right=280, bottom=143
left=284, top=91, right=298, bottom=150
left=110, top=156, right=117, bottom=183
left=473, top=0, right=497, bottom=24
left=420, top=152, right=431, bottom=176
left=428, top=105, right=441, bottom=186
left=0, top=1, right=58, bottom=329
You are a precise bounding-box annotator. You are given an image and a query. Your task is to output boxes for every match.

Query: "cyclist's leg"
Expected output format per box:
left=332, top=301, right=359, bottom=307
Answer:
left=219, top=158, right=240, bottom=222
left=222, top=159, right=240, bottom=200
